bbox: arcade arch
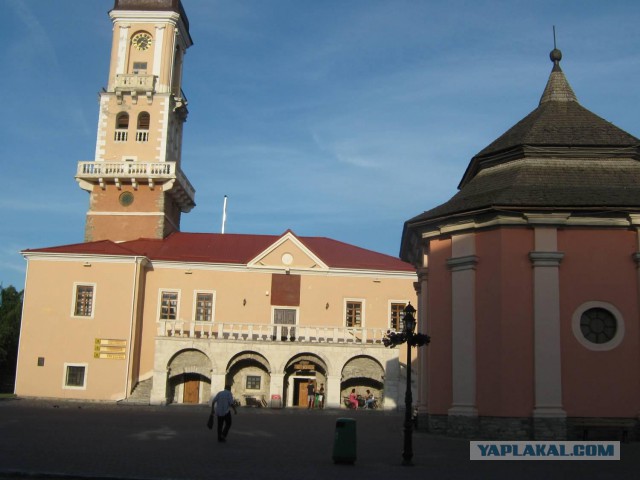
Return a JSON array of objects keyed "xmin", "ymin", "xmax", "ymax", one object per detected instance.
[
  {"xmin": 283, "ymin": 353, "xmax": 328, "ymax": 407},
  {"xmin": 166, "ymin": 348, "xmax": 212, "ymax": 404},
  {"xmin": 226, "ymin": 351, "xmax": 272, "ymax": 407},
  {"xmin": 341, "ymin": 355, "xmax": 385, "ymax": 407}
]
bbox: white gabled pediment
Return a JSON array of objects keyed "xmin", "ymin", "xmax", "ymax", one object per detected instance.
[{"xmin": 247, "ymin": 231, "xmax": 328, "ymax": 270}]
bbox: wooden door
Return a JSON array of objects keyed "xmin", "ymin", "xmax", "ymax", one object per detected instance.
[
  {"xmin": 298, "ymin": 380, "xmax": 309, "ymax": 407},
  {"xmin": 183, "ymin": 377, "xmax": 200, "ymax": 404}
]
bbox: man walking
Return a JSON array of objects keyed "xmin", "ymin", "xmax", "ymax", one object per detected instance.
[{"xmin": 211, "ymin": 385, "xmax": 238, "ymax": 442}]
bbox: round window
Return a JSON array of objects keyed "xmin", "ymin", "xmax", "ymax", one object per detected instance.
[
  {"xmin": 571, "ymin": 302, "xmax": 624, "ymax": 351},
  {"xmin": 119, "ymin": 191, "xmax": 134, "ymax": 207},
  {"xmin": 579, "ymin": 308, "xmax": 616, "ymax": 344}
]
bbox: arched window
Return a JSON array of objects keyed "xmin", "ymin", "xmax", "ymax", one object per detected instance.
[
  {"xmin": 136, "ymin": 112, "xmax": 150, "ymax": 142},
  {"xmin": 137, "ymin": 112, "xmax": 150, "ymax": 130},
  {"xmin": 116, "ymin": 113, "xmax": 129, "ymax": 129},
  {"xmin": 115, "ymin": 113, "xmax": 129, "ymax": 142}
]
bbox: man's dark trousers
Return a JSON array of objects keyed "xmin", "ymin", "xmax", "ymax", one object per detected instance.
[{"xmin": 217, "ymin": 412, "xmax": 232, "ymax": 441}]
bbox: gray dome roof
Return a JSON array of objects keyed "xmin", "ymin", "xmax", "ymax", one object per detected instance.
[{"xmin": 405, "ymin": 50, "xmax": 640, "ymax": 229}]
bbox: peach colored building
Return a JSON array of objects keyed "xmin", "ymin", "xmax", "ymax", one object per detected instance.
[
  {"xmin": 17, "ymin": 231, "xmax": 416, "ymax": 408},
  {"xmin": 15, "ymin": 1, "xmax": 418, "ymax": 409},
  {"xmin": 401, "ymin": 48, "xmax": 640, "ymax": 440}
]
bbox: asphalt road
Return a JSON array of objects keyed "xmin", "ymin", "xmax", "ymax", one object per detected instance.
[{"xmin": 1, "ymin": 398, "xmax": 639, "ymax": 480}]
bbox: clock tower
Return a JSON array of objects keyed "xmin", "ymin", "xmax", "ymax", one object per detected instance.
[{"xmin": 76, "ymin": 0, "xmax": 195, "ymax": 242}]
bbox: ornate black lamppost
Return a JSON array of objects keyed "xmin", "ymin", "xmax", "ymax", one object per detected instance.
[{"xmin": 383, "ymin": 302, "xmax": 430, "ymax": 466}]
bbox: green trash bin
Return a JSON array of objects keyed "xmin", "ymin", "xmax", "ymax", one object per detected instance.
[{"xmin": 332, "ymin": 418, "xmax": 356, "ymax": 464}]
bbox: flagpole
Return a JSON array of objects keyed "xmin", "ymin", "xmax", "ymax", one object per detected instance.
[{"xmin": 221, "ymin": 195, "xmax": 228, "ymax": 234}]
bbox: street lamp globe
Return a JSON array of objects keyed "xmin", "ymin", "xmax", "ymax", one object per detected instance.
[{"xmin": 403, "ymin": 303, "xmax": 416, "ymax": 333}]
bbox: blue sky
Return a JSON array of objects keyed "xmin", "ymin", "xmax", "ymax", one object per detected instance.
[{"xmin": 2, "ymin": 0, "xmax": 640, "ymax": 289}]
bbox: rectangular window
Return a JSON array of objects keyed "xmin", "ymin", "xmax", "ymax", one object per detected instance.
[
  {"xmin": 160, "ymin": 291, "xmax": 179, "ymax": 320},
  {"xmin": 246, "ymin": 375, "xmax": 261, "ymax": 390},
  {"xmin": 346, "ymin": 301, "xmax": 362, "ymax": 327},
  {"xmin": 273, "ymin": 308, "xmax": 297, "ymax": 340},
  {"xmin": 390, "ymin": 302, "xmax": 407, "ymax": 331},
  {"xmin": 132, "ymin": 62, "xmax": 147, "ymax": 74},
  {"xmin": 195, "ymin": 292, "xmax": 214, "ymax": 322},
  {"xmin": 63, "ymin": 363, "xmax": 87, "ymax": 390},
  {"xmin": 73, "ymin": 284, "xmax": 95, "ymax": 317}
]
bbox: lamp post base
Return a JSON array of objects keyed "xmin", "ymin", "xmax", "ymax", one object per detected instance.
[{"xmin": 402, "ymin": 421, "xmax": 414, "ymax": 465}]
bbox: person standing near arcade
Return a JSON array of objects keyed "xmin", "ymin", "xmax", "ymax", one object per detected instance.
[
  {"xmin": 211, "ymin": 385, "xmax": 238, "ymax": 442},
  {"xmin": 307, "ymin": 380, "xmax": 315, "ymax": 409}
]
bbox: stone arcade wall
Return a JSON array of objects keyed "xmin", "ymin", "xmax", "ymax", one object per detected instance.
[{"xmin": 150, "ymin": 337, "xmax": 401, "ymax": 409}]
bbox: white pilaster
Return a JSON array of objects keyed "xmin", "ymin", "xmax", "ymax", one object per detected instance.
[
  {"xmin": 447, "ymin": 233, "xmax": 478, "ymax": 417},
  {"xmin": 530, "ymin": 227, "xmax": 566, "ymax": 418},
  {"xmin": 416, "ymin": 265, "xmax": 429, "ymax": 415},
  {"xmin": 326, "ymin": 374, "xmax": 342, "ymax": 409},
  {"xmin": 149, "ymin": 368, "xmax": 168, "ymax": 405},
  {"xmin": 116, "ymin": 24, "xmax": 130, "ymax": 77},
  {"xmin": 153, "ymin": 24, "xmax": 166, "ymax": 90},
  {"xmin": 269, "ymin": 372, "xmax": 285, "ymax": 407},
  {"xmin": 210, "ymin": 373, "xmax": 226, "ymax": 400}
]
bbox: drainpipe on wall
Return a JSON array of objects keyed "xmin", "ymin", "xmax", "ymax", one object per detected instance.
[{"xmin": 123, "ymin": 256, "xmax": 144, "ymax": 400}]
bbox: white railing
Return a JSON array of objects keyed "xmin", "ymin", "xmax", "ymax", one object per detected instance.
[
  {"xmin": 114, "ymin": 74, "xmax": 156, "ymax": 92},
  {"xmin": 77, "ymin": 161, "xmax": 174, "ymax": 177},
  {"xmin": 114, "ymin": 129, "xmax": 128, "ymax": 142},
  {"xmin": 157, "ymin": 321, "xmax": 391, "ymax": 345},
  {"xmin": 76, "ymin": 161, "xmax": 196, "ymax": 205},
  {"xmin": 136, "ymin": 130, "xmax": 149, "ymax": 142}
]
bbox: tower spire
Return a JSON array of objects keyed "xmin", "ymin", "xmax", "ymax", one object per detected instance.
[
  {"xmin": 550, "ymin": 25, "xmax": 563, "ymax": 71},
  {"xmin": 539, "ymin": 27, "xmax": 577, "ymax": 105}
]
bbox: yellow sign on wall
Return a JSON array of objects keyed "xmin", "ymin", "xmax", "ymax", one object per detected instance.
[{"xmin": 94, "ymin": 338, "xmax": 126, "ymax": 359}]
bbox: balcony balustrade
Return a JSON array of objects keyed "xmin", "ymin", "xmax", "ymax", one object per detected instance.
[
  {"xmin": 114, "ymin": 74, "xmax": 156, "ymax": 93},
  {"xmin": 78, "ymin": 161, "xmax": 173, "ymax": 178},
  {"xmin": 136, "ymin": 130, "xmax": 149, "ymax": 142},
  {"xmin": 114, "ymin": 74, "xmax": 156, "ymax": 104},
  {"xmin": 114, "ymin": 129, "xmax": 128, "ymax": 142},
  {"xmin": 76, "ymin": 161, "xmax": 196, "ymax": 210},
  {"xmin": 157, "ymin": 321, "xmax": 391, "ymax": 345}
]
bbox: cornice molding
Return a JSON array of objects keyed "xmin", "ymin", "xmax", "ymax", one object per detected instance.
[
  {"xmin": 22, "ymin": 250, "xmax": 415, "ymax": 279},
  {"xmin": 447, "ymin": 255, "xmax": 479, "ymax": 272},
  {"xmin": 22, "ymin": 252, "xmax": 148, "ymax": 265},
  {"xmin": 420, "ymin": 211, "xmax": 637, "ymax": 240},
  {"xmin": 529, "ymin": 251, "xmax": 564, "ymax": 267},
  {"xmin": 152, "ymin": 260, "xmax": 417, "ymax": 279},
  {"xmin": 417, "ymin": 267, "xmax": 429, "ymax": 282},
  {"xmin": 110, "ymin": 11, "xmax": 192, "ymax": 49}
]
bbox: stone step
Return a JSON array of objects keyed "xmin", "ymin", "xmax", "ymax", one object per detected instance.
[{"xmin": 119, "ymin": 378, "xmax": 152, "ymax": 405}]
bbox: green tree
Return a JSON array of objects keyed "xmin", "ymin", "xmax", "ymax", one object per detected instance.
[{"xmin": 0, "ymin": 285, "xmax": 23, "ymax": 392}]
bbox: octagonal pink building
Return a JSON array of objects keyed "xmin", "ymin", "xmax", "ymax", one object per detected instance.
[{"xmin": 401, "ymin": 48, "xmax": 640, "ymax": 440}]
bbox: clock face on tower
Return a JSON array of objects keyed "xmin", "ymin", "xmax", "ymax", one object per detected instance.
[{"xmin": 132, "ymin": 33, "xmax": 152, "ymax": 51}]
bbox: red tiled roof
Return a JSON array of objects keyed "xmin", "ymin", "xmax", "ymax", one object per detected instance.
[
  {"xmin": 121, "ymin": 233, "xmax": 275, "ymax": 264},
  {"xmin": 300, "ymin": 235, "xmax": 413, "ymax": 271},
  {"xmin": 24, "ymin": 232, "xmax": 414, "ymax": 272},
  {"xmin": 22, "ymin": 240, "xmax": 139, "ymax": 256}
]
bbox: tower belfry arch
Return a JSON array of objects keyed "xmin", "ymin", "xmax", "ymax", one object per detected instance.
[{"xmin": 75, "ymin": 0, "xmax": 195, "ymax": 243}]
